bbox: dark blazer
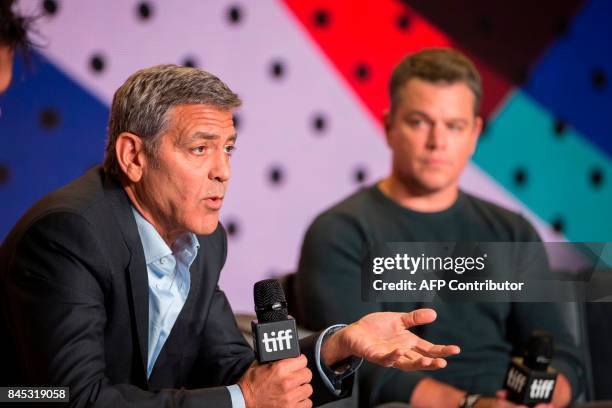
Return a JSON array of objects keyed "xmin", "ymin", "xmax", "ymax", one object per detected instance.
[{"xmin": 0, "ymin": 167, "xmax": 349, "ymax": 407}]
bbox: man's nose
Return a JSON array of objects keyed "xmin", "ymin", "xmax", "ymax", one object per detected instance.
[
  {"xmin": 210, "ymin": 149, "xmax": 231, "ymax": 183},
  {"xmin": 427, "ymin": 122, "xmax": 447, "ymax": 150}
]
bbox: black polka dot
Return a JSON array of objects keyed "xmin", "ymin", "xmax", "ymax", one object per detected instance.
[
  {"xmin": 227, "ymin": 5, "xmax": 242, "ymax": 25},
  {"xmin": 313, "ymin": 9, "xmax": 329, "ymax": 27},
  {"xmin": 0, "ymin": 164, "xmax": 9, "ymax": 185},
  {"xmin": 354, "ymin": 63, "xmax": 370, "ymax": 81},
  {"xmin": 232, "ymin": 113, "xmax": 241, "ymax": 130},
  {"xmin": 182, "ymin": 57, "xmax": 198, "ymax": 68},
  {"xmin": 226, "ymin": 220, "xmax": 240, "ymax": 237},
  {"xmin": 474, "ymin": 15, "xmax": 493, "ymax": 35},
  {"xmin": 551, "ymin": 216, "xmax": 565, "ymax": 234},
  {"xmin": 591, "ymin": 69, "xmax": 607, "ymax": 90},
  {"xmin": 513, "ymin": 167, "xmax": 527, "ymax": 186},
  {"xmin": 137, "ymin": 1, "xmax": 153, "ymax": 21},
  {"xmin": 590, "ymin": 167, "xmax": 604, "ymax": 188},
  {"xmin": 39, "ymin": 107, "xmax": 60, "ymax": 130},
  {"xmin": 554, "ymin": 118, "xmax": 567, "ymax": 137},
  {"xmin": 42, "ymin": 0, "xmax": 58, "ymax": 15},
  {"xmin": 312, "ymin": 114, "xmax": 327, "ymax": 134},
  {"xmin": 268, "ymin": 166, "xmax": 284, "ymax": 185},
  {"xmin": 89, "ymin": 54, "xmax": 106, "ymax": 74},
  {"xmin": 354, "ymin": 166, "xmax": 368, "ymax": 184},
  {"xmin": 270, "ymin": 60, "xmax": 285, "ymax": 79},
  {"xmin": 396, "ymin": 14, "xmax": 410, "ymax": 31}
]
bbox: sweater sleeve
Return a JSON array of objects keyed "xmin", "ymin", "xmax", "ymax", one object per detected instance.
[{"xmin": 295, "ymin": 211, "xmax": 428, "ymax": 405}]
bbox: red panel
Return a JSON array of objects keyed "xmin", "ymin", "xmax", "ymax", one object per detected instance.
[{"xmin": 283, "ymin": 0, "xmax": 512, "ymax": 122}]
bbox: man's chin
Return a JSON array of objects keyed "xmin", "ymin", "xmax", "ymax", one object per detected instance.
[
  {"xmin": 414, "ymin": 176, "xmax": 455, "ymax": 195},
  {"xmin": 189, "ymin": 218, "xmax": 219, "ymax": 236}
]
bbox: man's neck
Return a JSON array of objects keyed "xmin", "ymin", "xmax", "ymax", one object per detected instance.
[
  {"xmin": 378, "ymin": 175, "xmax": 459, "ymax": 213},
  {"xmin": 123, "ymin": 183, "xmax": 182, "ymax": 246}
]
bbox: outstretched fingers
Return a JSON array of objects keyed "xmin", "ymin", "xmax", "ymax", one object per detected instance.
[
  {"xmin": 370, "ymin": 347, "xmax": 450, "ymax": 371},
  {"xmin": 413, "ymin": 339, "xmax": 461, "ymax": 358}
]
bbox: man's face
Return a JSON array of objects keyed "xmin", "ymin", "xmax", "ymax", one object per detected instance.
[
  {"xmin": 385, "ymin": 78, "xmax": 482, "ymax": 194},
  {"xmin": 0, "ymin": 45, "xmax": 14, "ymax": 93},
  {"xmin": 136, "ymin": 104, "xmax": 236, "ymax": 237}
]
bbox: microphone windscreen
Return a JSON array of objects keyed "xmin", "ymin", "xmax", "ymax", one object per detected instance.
[
  {"xmin": 254, "ymin": 279, "xmax": 288, "ymax": 322},
  {"xmin": 524, "ymin": 330, "xmax": 553, "ymax": 370}
]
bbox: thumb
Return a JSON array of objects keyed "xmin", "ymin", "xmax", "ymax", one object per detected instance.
[{"xmin": 401, "ymin": 308, "xmax": 437, "ymax": 328}]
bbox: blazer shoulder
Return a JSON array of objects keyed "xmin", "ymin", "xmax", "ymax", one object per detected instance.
[
  {"xmin": 2, "ymin": 168, "xmax": 114, "ymax": 262},
  {"xmin": 13, "ymin": 167, "xmax": 106, "ymax": 227}
]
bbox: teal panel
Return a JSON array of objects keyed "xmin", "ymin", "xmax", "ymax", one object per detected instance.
[{"xmin": 473, "ymin": 90, "xmax": 612, "ymax": 242}]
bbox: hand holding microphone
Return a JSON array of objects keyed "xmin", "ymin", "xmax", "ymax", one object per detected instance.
[
  {"xmin": 238, "ymin": 279, "xmax": 312, "ymax": 408},
  {"xmin": 237, "ymin": 355, "xmax": 313, "ymax": 408},
  {"xmin": 502, "ymin": 331, "xmax": 559, "ymax": 407}
]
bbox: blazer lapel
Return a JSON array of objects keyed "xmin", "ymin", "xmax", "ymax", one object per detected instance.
[{"xmin": 102, "ymin": 170, "xmax": 149, "ymax": 379}]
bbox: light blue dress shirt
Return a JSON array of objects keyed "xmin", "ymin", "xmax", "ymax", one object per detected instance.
[
  {"xmin": 131, "ymin": 208, "xmax": 361, "ymax": 407},
  {"xmin": 131, "ymin": 207, "xmax": 198, "ymax": 378}
]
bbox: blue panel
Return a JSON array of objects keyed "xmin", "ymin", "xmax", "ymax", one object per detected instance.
[
  {"xmin": 524, "ymin": 0, "xmax": 612, "ymax": 157},
  {"xmin": 0, "ymin": 52, "xmax": 109, "ymax": 240}
]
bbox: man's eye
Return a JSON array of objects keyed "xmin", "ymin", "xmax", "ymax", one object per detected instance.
[
  {"xmin": 224, "ymin": 145, "xmax": 236, "ymax": 156},
  {"xmin": 448, "ymin": 123, "xmax": 465, "ymax": 132},
  {"xmin": 407, "ymin": 119, "xmax": 428, "ymax": 129},
  {"xmin": 191, "ymin": 146, "xmax": 206, "ymax": 155}
]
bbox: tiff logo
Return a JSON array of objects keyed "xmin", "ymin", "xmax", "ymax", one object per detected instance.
[
  {"xmin": 529, "ymin": 379, "xmax": 555, "ymax": 400},
  {"xmin": 506, "ymin": 367, "xmax": 527, "ymax": 393},
  {"xmin": 262, "ymin": 329, "xmax": 293, "ymax": 352}
]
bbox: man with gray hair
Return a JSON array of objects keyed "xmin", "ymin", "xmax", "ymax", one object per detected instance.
[{"xmin": 0, "ymin": 64, "xmax": 459, "ymax": 407}]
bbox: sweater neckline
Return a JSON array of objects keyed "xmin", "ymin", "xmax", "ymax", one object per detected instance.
[{"xmin": 369, "ymin": 182, "xmax": 466, "ymax": 220}]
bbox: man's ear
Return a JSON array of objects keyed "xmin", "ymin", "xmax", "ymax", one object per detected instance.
[
  {"xmin": 469, "ymin": 115, "xmax": 484, "ymax": 155},
  {"xmin": 383, "ymin": 109, "xmax": 393, "ymax": 147},
  {"xmin": 115, "ymin": 132, "xmax": 146, "ymax": 182}
]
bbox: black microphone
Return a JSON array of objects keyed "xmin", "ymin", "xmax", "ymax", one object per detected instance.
[
  {"xmin": 504, "ymin": 331, "xmax": 558, "ymax": 406},
  {"xmin": 251, "ymin": 279, "xmax": 301, "ymax": 363}
]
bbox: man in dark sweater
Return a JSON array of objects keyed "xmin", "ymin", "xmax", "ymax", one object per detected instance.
[{"xmin": 295, "ymin": 48, "xmax": 583, "ymax": 408}]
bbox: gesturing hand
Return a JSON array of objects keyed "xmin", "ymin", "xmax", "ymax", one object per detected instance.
[{"xmin": 322, "ymin": 308, "xmax": 460, "ymax": 371}]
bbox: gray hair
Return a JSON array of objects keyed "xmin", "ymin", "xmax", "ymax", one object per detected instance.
[{"xmin": 103, "ymin": 64, "xmax": 241, "ymax": 178}]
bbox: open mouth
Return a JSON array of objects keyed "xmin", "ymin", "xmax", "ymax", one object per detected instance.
[{"xmin": 203, "ymin": 196, "xmax": 224, "ymax": 210}]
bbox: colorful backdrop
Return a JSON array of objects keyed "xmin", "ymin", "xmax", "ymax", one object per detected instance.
[{"xmin": 1, "ymin": 0, "xmax": 610, "ymax": 312}]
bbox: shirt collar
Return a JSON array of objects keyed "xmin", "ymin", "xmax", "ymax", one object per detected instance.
[{"xmin": 130, "ymin": 206, "xmax": 199, "ymax": 265}]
